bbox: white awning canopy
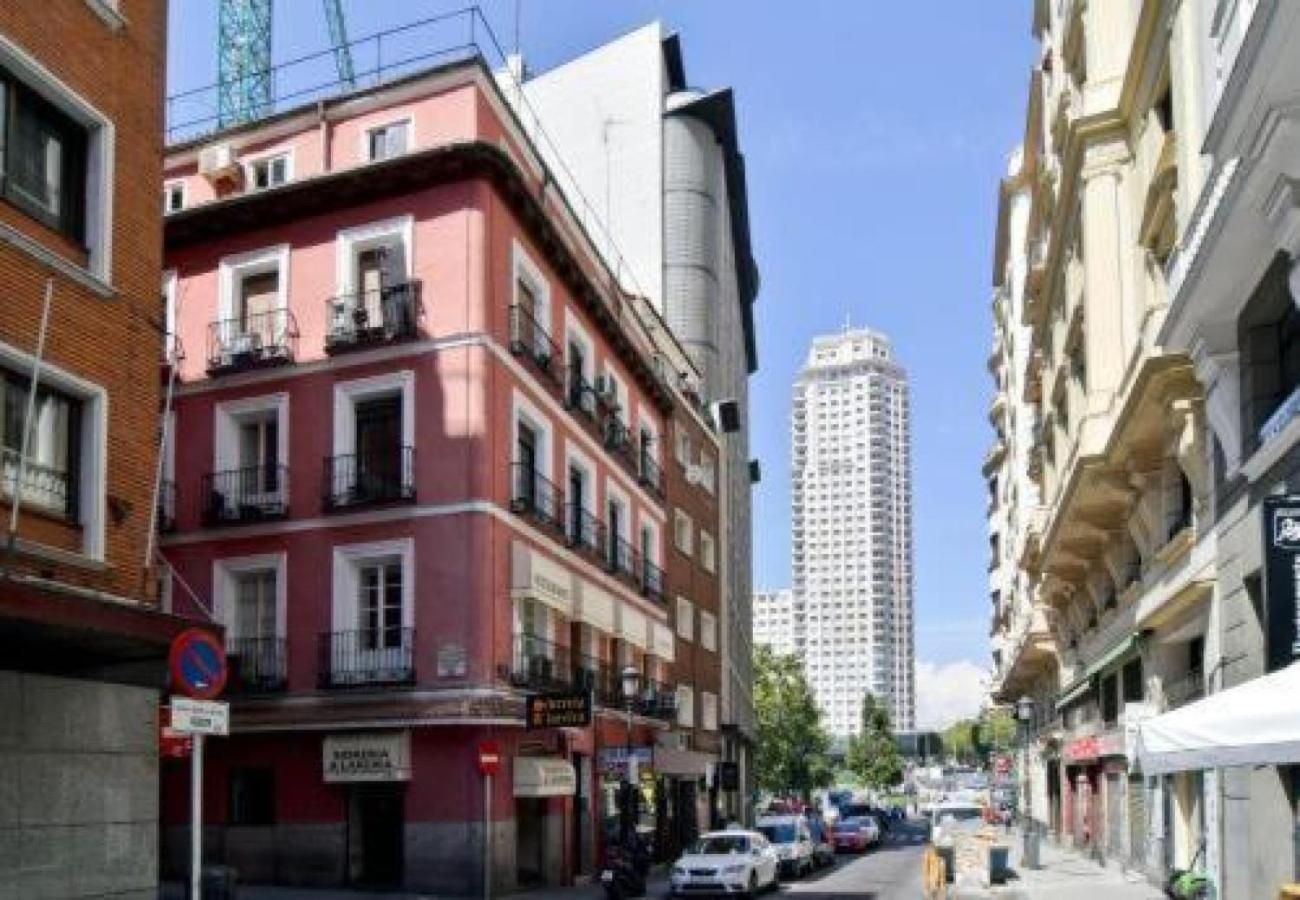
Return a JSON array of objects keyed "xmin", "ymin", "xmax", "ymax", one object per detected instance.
[
  {"xmin": 513, "ymin": 756, "xmax": 576, "ymax": 797},
  {"xmin": 1136, "ymin": 662, "xmax": 1300, "ymax": 775}
]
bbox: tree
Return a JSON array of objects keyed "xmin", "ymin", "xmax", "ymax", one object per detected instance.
[
  {"xmin": 941, "ymin": 718, "xmax": 978, "ymax": 765},
  {"xmin": 981, "ymin": 707, "xmax": 1017, "ymax": 753},
  {"xmin": 845, "ymin": 693, "xmax": 904, "ymax": 790},
  {"xmin": 753, "ymin": 645, "xmax": 834, "ymax": 800}
]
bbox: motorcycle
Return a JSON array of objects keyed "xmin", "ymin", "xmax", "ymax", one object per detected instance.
[{"xmin": 599, "ymin": 838, "xmax": 648, "ymax": 900}]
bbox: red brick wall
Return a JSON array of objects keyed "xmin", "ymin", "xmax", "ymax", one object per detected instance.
[{"xmin": 0, "ymin": 0, "xmax": 166, "ymax": 602}]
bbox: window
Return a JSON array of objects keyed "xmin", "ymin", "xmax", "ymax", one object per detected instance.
[
  {"xmin": 675, "ymin": 431, "xmax": 691, "ymax": 467},
  {"xmin": 673, "ymin": 509, "xmax": 693, "ymax": 555},
  {"xmin": 676, "ymin": 596, "xmax": 694, "ymax": 641},
  {"xmin": 0, "ymin": 72, "xmax": 88, "ymax": 240},
  {"xmin": 676, "ymin": 684, "xmax": 694, "ymax": 728},
  {"xmin": 700, "ymin": 530, "xmax": 716, "ymax": 573},
  {"xmin": 1101, "ymin": 672, "xmax": 1119, "ymax": 725},
  {"xmin": 247, "ymin": 153, "xmax": 288, "ymax": 190},
  {"xmin": 701, "ymin": 692, "xmax": 718, "ymax": 731},
  {"xmin": 1122, "ymin": 657, "xmax": 1144, "ymax": 704},
  {"xmin": 0, "ymin": 368, "xmax": 81, "ymax": 518},
  {"xmin": 367, "ymin": 121, "xmax": 410, "ymax": 162},
  {"xmin": 700, "ymin": 611, "xmax": 717, "ymax": 652},
  {"xmin": 233, "ymin": 569, "xmax": 276, "ymax": 640},
  {"xmin": 1240, "ymin": 255, "xmax": 1300, "ymax": 452},
  {"xmin": 228, "ymin": 768, "xmax": 275, "ymax": 825},
  {"xmin": 359, "ymin": 559, "xmax": 403, "ymax": 650},
  {"xmin": 163, "ymin": 180, "xmax": 184, "ymax": 214}
]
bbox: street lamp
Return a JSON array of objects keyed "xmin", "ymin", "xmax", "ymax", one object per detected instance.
[
  {"xmin": 621, "ymin": 665, "xmax": 641, "ymax": 843},
  {"xmin": 1016, "ymin": 695, "xmax": 1040, "ymax": 869}
]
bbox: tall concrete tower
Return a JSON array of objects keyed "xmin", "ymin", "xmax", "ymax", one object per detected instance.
[{"xmin": 791, "ymin": 328, "xmax": 914, "ymax": 735}]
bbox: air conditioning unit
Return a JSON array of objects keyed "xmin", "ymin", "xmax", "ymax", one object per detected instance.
[{"xmin": 198, "ymin": 143, "xmax": 242, "ymax": 187}]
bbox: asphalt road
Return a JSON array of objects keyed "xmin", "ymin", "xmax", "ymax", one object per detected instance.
[{"xmin": 773, "ymin": 820, "xmax": 928, "ymax": 900}]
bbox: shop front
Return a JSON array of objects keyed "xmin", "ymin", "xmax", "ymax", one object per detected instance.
[
  {"xmin": 653, "ymin": 744, "xmax": 716, "ymax": 861},
  {"xmin": 513, "ymin": 755, "xmax": 577, "ymax": 888},
  {"xmin": 323, "ymin": 730, "xmax": 413, "ymax": 888}
]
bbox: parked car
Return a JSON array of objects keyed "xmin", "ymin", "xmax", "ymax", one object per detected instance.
[
  {"xmin": 670, "ymin": 830, "xmax": 780, "ymax": 897},
  {"xmin": 831, "ymin": 816, "xmax": 879, "ymax": 852},
  {"xmin": 755, "ymin": 814, "xmax": 815, "ymax": 878}
]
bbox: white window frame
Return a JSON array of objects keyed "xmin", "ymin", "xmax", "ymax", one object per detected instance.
[
  {"xmin": 564, "ymin": 311, "xmax": 596, "ymax": 388},
  {"xmin": 700, "ymin": 610, "xmax": 718, "ymax": 652},
  {"xmin": 163, "ymin": 179, "xmax": 185, "ymax": 214},
  {"xmin": 676, "ymin": 684, "xmax": 695, "ymax": 729},
  {"xmin": 565, "ymin": 444, "xmax": 597, "ymax": 516},
  {"xmin": 513, "ymin": 239, "xmax": 553, "ymax": 354},
  {"xmin": 605, "ymin": 479, "xmax": 632, "ymax": 547},
  {"xmin": 332, "ymin": 370, "xmax": 416, "ymax": 457},
  {"xmin": 213, "ymin": 552, "xmax": 288, "ymax": 642},
  {"xmin": 243, "ymin": 148, "xmax": 294, "ymax": 191},
  {"xmin": 638, "ymin": 415, "xmax": 660, "ymax": 468},
  {"xmin": 600, "ymin": 362, "xmax": 628, "ymax": 422},
  {"xmin": 213, "ymin": 392, "xmax": 289, "ymax": 472},
  {"xmin": 0, "ymin": 32, "xmax": 115, "ymax": 286},
  {"xmin": 0, "ymin": 339, "xmax": 107, "ymax": 559},
  {"xmin": 700, "ymin": 529, "xmax": 716, "ymax": 574},
  {"xmin": 330, "ymin": 537, "xmax": 415, "ymax": 635},
  {"xmin": 217, "ymin": 244, "xmax": 290, "ymax": 323},
  {"xmin": 675, "ymin": 596, "xmax": 694, "ymax": 642},
  {"xmin": 512, "ymin": 389, "xmax": 554, "ymax": 482},
  {"xmin": 362, "ymin": 115, "xmax": 415, "ymax": 163},
  {"xmin": 334, "ymin": 214, "xmax": 414, "ymax": 295},
  {"xmin": 673, "ymin": 509, "xmax": 694, "ymax": 555},
  {"xmin": 701, "ymin": 691, "xmax": 718, "ymax": 731}
]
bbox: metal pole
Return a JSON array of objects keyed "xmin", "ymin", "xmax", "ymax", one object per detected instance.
[
  {"xmin": 483, "ymin": 772, "xmax": 492, "ymax": 900},
  {"xmin": 8, "ymin": 279, "xmax": 54, "ymax": 540},
  {"xmin": 191, "ymin": 732, "xmax": 204, "ymax": 900}
]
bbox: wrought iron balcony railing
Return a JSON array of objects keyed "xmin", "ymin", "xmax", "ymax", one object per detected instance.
[
  {"xmin": 324, "ymin": 281, "xmax": 422, "ymax": 353},
  {"xmin": 510, "ymin": 462, "xmax": 565, "ymax": 532},
  {"xmin": 226, "ymin": 636, "xmax": 287, "ymax": 694},
  {"xmin": 201, "ymin": 465, "xmax": 288, "ymax": 525},
  {"xmin": 509, "ymin": 304, "xmax": 562, "ymax": 387},
  {"xmin": 323, "ymin": 447, "xmax": 416, "ymax": 510},
  {"xmin": 642, "ymin": 559, "xmax": 665, "ymax": 603},
  {"xmin": 207, "ymin": 309, "xmax": 299, "ymax": 375},
  {"xmin": 638, "ymin": 447, "xmax": 663, "ymax": 496},
  {"xmin": 504, "ymin": 634, "xmax": 575, "ymax": 693},
  {"xmin": 608, "ymin": 534, "xmax": 643, "ymax": 587},
  {"xmin": 318, "ymin": 628, "xmax": 415, "ymax": 688},
  {"xmin": 566, "ymin": 503, "xmax": 607, "ymax": 559}
]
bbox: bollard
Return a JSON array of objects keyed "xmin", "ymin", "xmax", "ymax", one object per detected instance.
[{"xmin": 1022, "ymin": 821, "xmax": 1041, "ymax": 870}]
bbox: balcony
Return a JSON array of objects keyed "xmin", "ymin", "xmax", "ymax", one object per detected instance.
[
  {"xmin": 207, "ymin": 310, "xmax": 299, "ymax": 375},
  {"xmin": 1, "ymin": 447, "xmax": 78, "ymax": 521},
  {"xmin": 503, "ymin": 634, "xmax": 575, "ymax": 693},
  {"xmin": 509, "ymin": 304, "xmax": 562, "ymax": 389},
  {"xmin": 643, "ymin": 559, "xmax": 665, "ymax": 603},
  {"xmin": 573, "ymin": 655, "xmax": 623, "ymax": 707},
  {"xmin": 638, "ymin": 446, "xmax": 664, "ymax": 497},
  {"xmin": 323, "ymin": 447, "xmax": 416, "ymax": 510},
  {"xmin": 608, "ymin": 534, "xmax": 643, "ymax": 588},
  {"xmin": 1164, "ymin": 668, "xmax": 1204, "ymax": 711},
  {"xmin": 226, "ymin": 636, "xmax": 287, "ymax": 694},
  {"xmin": 603, "ymin": 417, "xmax": 638, "ymax": 474},
  {"xmin": 157, "ymin": 478, "xmax": 176, "ymax": 532},
  {"xmin": 509, "ymin": 463, "xmax": 565, "ymax": 533},
  {"xmin": 201, "ymin": 465, "xmax": 288, "ymax": 525},
  {"xmin": 566, "ymin": 503, "xmax": 608, "ymax": 560},
  {"xmin": 633, "ymin": 679, "xmax": 679, "ymax": 722},
  {"xmin": 565, "ymin": 370, "xmax": 599, "ymax": 423},
  {"xmin": 324, "ymin": 281, "xmax": 422, "ymax": 353},
  {"xmin": 318, "ymin": 628, "xmax": 415, "ymax": 688}
]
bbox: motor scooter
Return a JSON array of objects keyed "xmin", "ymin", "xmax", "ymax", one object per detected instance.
[{"xmin": 599, "ymin": 838, "xmax": 647, "ymax": 900}]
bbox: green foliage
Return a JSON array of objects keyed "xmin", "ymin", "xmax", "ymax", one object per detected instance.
[
  {"xmin": 844, "ymin": 692, "xmax": 904, "ymax": 790},
  {"xmin": 941, "ymin": 707, "xmax": 1018, "ymax": 764},
  {"xmin": 753, "ymin": 645, "xmax": 834, "ymax": 799}
]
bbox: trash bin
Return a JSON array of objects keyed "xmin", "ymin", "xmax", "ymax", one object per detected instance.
[
  {"xmin": 989, "ymin": 844, "xmax": 1010, "ymax": 884},
  {"xmin": 188, "ymin": 865, "xmax": 238, "ymax": 900}
]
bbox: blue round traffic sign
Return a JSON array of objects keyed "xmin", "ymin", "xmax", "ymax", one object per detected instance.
[{"xmin": 169, "ymin": 628, "xmax": 228, "ymax": 699}]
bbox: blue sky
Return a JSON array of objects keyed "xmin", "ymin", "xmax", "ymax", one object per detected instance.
[{"xmin": 167, "ymin": 1, "xmax": 1036, "ymax": 712}]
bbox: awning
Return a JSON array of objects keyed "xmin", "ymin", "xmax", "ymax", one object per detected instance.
[
  {"xmin": 575, "ymin": 580, "xmax": 616, "ymax": 632},
  {"xmin": 513, "ymin": 756, "xmax": 576, "ymax": 797},
  {"xmin": 1055, "ymin": 677, "xmax": 1094, "ymax": 712},
  {"xmin": 620, "ymin": 605, "xmax": 649, "ymax": 650},
  {"xmin": 1136, "ymin": 662, "xmax": 1300, "ymax": 775},
  {"xmin": 652, "ymin": 622, "xmax": 675, "ymax": 662},
  {"xmin": 1056, "ymin": 635, "xmax": 1137, "ymax": 711},
  {"xmin": 510, "ymin": 542, "xmax": 574, "ymax": 616}
]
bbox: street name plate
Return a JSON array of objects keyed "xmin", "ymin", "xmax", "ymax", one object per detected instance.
[{"xmin": 169, "ymin": 697, "xmax": 229, "ymax": 736}]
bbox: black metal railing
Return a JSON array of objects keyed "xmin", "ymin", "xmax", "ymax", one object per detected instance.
[
  {"xmin": 206, "ymin": 309, "xmax": 299, "ymax": 374},
  {"xmin": 509, "ymin": 304, "xmax": 562, "ymax": 386},
  {"xmin": 226, "ymin": 636, "xmax": 287, "ymax": 694},
  {"xmin": 565, "ymin": 370, "xmax": 598, "ymax": 420},
  {"xmin": 510, "ymin": 463, "xmax": 565, "ymax": 530},
  {"xmin": 643, "ymin": 559, "xmax": 665, "ymax": 602},
  {"xmin": 323, "ymin": 447, "xmax": 416, "ymax": 509},
  {"xmin": 634, "ymin": 679, "xmax": 679, "ymax": 722},
  {"xmin": 325, "ymin": 281, "xmax": 422, "ymax": 352},
  {"xmin": 504, "ymin": 634, "xmax": 575, "ymax": 692},
  {"xmin": 158, "ymin": 479, "xmax": 177, "ymax": 532},
  {"xmin": 318, "ymin": 628, "xmax": 415, "ymax": 688},
  {"xmin": 573, "ymin": 655, "xmax": 623, "ymax": 707},
  {"xmin": 1164, "ymin": 669, "xmax": 1204, "ymax": 710},
  {"xmin": 201, "ymin": 465, "xmax": 288, "ymax": 525},
  {"xmin": 1, "ymin": 447, "xmax": 78, "ymax": 520},
  {"xmin": 567, "ymin": 503, "xmax": 608, "ymax": 558},
  {"xmin": 608, "ymin": 534, "xmax": 643, "ymax": 586},
  {"xmin": 639, "ymin": 447, "xmax": 663, "ymax": 496}
]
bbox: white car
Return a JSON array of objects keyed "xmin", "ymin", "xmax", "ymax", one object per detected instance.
[
  {"xmin": 670, "ymin": 830, "xmax": 780, "ymax": 897},
  {"xmin": 755, "ymin": 814, "xmax": 815, "ymax": 877}
]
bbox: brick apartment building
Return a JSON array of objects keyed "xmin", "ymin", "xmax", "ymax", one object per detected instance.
[
  {"xmin": 155, "ymin": 41, "xmax": 726, "ymax": 893},
  {"xmin": 0, "ymin": 2, "xmax": 199, "ymax": 898}
]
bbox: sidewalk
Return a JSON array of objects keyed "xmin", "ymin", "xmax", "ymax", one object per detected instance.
[{"xmin": 950, "ymin": 829, "xmax": 1165, "ymax": 899}]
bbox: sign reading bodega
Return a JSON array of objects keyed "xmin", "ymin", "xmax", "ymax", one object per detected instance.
[
  {"xmin": 1263, "ymin": 497, "xmax": 1300, "ymax": 670},
  {"xmin": 323, "ymin": 731, "xmax": 412, "ymax": 782}
]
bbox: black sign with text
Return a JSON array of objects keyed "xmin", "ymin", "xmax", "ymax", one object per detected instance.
[
  {"xmin": 1262, "ymin": 495, "xmax": 1300, "ymax": 671},
  {"xmin": 526, "ymin": 691, "xmax": 593, "ymax": 730}
]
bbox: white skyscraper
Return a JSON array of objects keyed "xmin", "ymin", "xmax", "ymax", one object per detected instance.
[
  {"xmin": 753, "ymin": 588, "xmax": 798, "ymax": 656},
  {"xmin": 791, "ymin": 328, "xmax": 914, "ymax": 735}
]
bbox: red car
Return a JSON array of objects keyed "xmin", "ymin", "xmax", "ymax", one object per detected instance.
[{"xmin": 832, "ymin": 817, "xmax": 878, "ymax": 852}]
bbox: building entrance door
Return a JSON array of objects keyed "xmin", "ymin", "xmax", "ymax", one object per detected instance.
[{"xmin": 348, "ymin": 785, "xmax": 404, "ymax": 887}]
